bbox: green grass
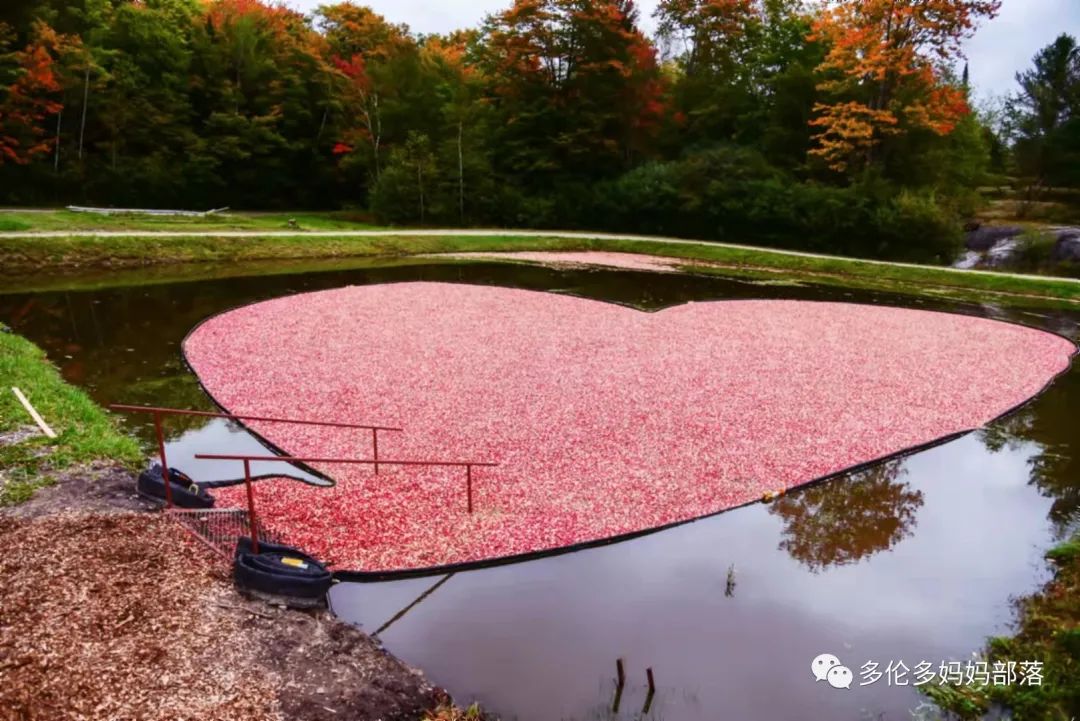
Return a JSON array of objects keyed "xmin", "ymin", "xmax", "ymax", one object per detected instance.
[
  {"xmin": 0, "ymin": 209, "xmax": 382, "ymax": 233},
  {"xmin": 596, "ymin": 237, "xmax": 1080, "ymax": 302},
  {"xmin": 924, "ymin": 535, "xmax": 1080, "ymax": 720},
  {"xmin": 4, "ymin": 231, "xmax": 1077, "ymax": 308},
  {"xmin": 0, "ymin": 217, "xmax": 31, "ymax": 232},
  {"xmin": 1047, "ymin": 539, "xmax": 1080, "ymax": 565},
  {"xmin": 0, "ymin": 328, "xmax": 142, "ymax": 506}
]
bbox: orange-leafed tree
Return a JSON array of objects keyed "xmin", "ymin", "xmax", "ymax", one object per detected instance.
[
  {"xmin": 319, "ymin": 3, "xmax": 417, "ymax": 180},
  {"xmin": 808, "ymin": 0, "xmax": 999, "ymax": 174},
  {"xmin": 0, "ymin": 20, "xmax": 65, "ymax": 165}
]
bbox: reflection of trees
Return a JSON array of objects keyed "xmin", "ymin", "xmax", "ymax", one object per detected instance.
[
  {"xmin": 979, "ymin": 384, "xmax": 1080, "ymax": 538},
  {"xmin": 769, "ymin": 460, "xmax": 923, "ymax": 572}
]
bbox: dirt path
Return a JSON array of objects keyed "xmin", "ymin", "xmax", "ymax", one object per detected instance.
[
  {"xmin": 0, "ymin": 227, "xmax": 1076, "ymax": 284},
  {"xmin": 0, "ymin": 471, "xmax": 440, "ymax": 721}
]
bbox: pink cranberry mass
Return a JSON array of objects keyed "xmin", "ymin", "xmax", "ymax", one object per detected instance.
[{"xmin": 183, "ymin": 282, "xmax": 1076, "ymax": 573}]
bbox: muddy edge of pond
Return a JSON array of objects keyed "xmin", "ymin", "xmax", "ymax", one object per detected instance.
[{"xmin": 0, "ymin": 463, "xmax": 450, "ymax": 721}]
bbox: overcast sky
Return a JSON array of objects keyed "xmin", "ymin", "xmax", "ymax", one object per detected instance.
[{"xmin": 283, "ymin": 0, "xmax": 1080, "ymax": 99}]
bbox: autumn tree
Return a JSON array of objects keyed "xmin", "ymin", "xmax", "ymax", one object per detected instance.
[
  {"xmin": 808, "ymin": 0, "xmax": 1000, "ymax": 175},
  {"xmin": 477, "ymin": 0, "xmax": 665, "ymax": 190},
  {"xmin": 656, "ymin": 0, "xmax": 821, "ymax": 161},
  {"xmin": 421, "ymin": 31, "xmax": 493, "ymax": 223},
  {"xmin": 0, "ymin": 21, "xmax": 65, "ymax": 165},
  {"xmin": 656, "ymin": 0, "xmax": 761, "ymax": 142},
  {"xmin": 319, "ymin": 3, "xmax": 425, "ymax": 183},
  {"xmin": 0, "ymin": 0, "xmax": 1022, "ymax": 260},
  {"xmin": 187, "ymin": 0, "xmax": 340, "ymax": 207},
  {"xmin": 84, "ymin": 1, "xmax": 197, "ymax": 187}
]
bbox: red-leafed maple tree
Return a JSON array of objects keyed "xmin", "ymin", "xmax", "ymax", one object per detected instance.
[
  {"xmin": 0, "ymin": 21, "xmax": 64, "ymax": 165},
  {"xmin": 320, "ymin": 3, "xmax": 416, "ymax": 179},
  {"xmin": 809, "ymin": 0, "xmax": 1000, "ymax": 174}
]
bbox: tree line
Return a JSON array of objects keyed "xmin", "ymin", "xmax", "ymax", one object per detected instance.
[{"xmin": 0, "ymin": 0, "xmax": 1077, "ymax": 261}]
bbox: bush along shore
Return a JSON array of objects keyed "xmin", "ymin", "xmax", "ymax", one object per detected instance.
[
  {"xmin": 923, "ymin": 536, "xmax": 1080, "ymax": 719},
  {"xmin": 0, "ymin": 329, "xmax": 478, "ymax": 721}
]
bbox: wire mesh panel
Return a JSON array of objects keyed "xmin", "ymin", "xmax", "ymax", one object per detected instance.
[{"xmin": 167, "ymin": 507, "xmax": 282, "ymax": 559}]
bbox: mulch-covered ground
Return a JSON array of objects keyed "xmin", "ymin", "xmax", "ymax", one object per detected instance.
[
  {"xmin": 0, "ymin": 503, "xmax": 437, "ymax": 721},
  {"xmin": 183, "ymin": 282, "xmax": 1077, "ymax": 573}
]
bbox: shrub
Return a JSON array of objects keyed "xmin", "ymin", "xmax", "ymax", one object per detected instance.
[
  {"xmin": 594, "ymin": 148, "xmax": 961, "ymax": 262},
  {"xmin": 370, "ymin": 142, "xmax": 964, "ymax": 263}
]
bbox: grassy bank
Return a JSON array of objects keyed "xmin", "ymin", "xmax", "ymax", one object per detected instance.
[
  {"xmin": 0, "ymin": 208, "xmax": 381, "ymax": 233},
  {"xmin": 2, "ymin": 231, "xmax": 1079, "ymax": 308},
  {"xmin": 925, "ymin": 536, "xmax": 1080, "ymax": 719},
  {"xmin": 0, "ymin": 329, "xmax": 141, "ymax": 505}
]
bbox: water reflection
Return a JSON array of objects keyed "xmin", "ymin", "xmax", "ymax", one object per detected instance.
[
  {"xmin": 165, "ymin": 418, "xmax": 329, "ymax": 486},
  {"xmin": 329, "ymin": 434, "xmax": 1062, "ymax": 721},
  {"xmin": 979, "ymin": 369, "xmax": 1080, "ymax": 538},
  {"xmin": 769, "ymin": 461, "xmax": 923, "ymax": 572}
]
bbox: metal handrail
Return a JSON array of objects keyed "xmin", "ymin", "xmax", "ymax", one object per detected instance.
[
  {"xmin": 195, "ymin": 453, "xmax": 498, "ymax": 553},
  {"xmin": 195, "ymin": 453, "xmax": 497, "ymax": 468},
  {"xmin": 110, "ymin": 403, "xmax": 403, "ymax": 506},
  {"xmin": 109, "ymin": 404, "xmax": 401, "ymax": 432}
]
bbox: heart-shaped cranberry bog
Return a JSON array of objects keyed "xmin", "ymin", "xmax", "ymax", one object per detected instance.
[{"xmin": 183, "ymin": 282, "xmax": 1076, "ymax": 575}]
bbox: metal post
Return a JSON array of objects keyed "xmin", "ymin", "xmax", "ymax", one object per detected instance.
[
  {"xmin": 153, "ymin": 411, "xmax": 173, "ymax": 508},
  {"xmin": 243, "ymin": 460, "xmax": 259, "ymax": 555},
  {"xmin": 643, "ymin": 667, "xmax": 656, "ymax": 714},
  {"xmin": 372, "ymin": 427, "xmax": 379, "ymax": 475},
  {"xmin": 466, "ymin": 465, "xmax": 473, "ymax": 514},
  {"xmin": 613, "ymin": 658, "xmax": 626, "ymax": 714}
]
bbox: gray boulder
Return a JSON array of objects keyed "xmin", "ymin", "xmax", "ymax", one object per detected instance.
[
  {"xmin": 1051, "ymin": 227, "xmax": 1080, "ymax": 262},
  {"xmin": 965, "ymin": 224, "xmax": 1022, "ymax": 251},
  {"xmin": 985, "ymin": 237, "xmax": 1023, "ymax": 267}
]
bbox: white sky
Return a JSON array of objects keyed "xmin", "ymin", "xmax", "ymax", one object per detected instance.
[{"xmin": 283, "ymin": 0, "xmax": 1080, "ymax": 99}]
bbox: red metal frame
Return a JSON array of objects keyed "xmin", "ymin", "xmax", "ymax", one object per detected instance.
[
  {"xmin": 110, "ymin": 404, "xmax": 403, "ymax": 508},
  {"xmin": 243, "ymin": 459, "xmax": 259, "ymax": 552},
  {"xmin": 195, "ymin": 452, "xmax": 498, "ymax": 551}
]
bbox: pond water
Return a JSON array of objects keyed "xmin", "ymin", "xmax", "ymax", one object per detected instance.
[{"xmin": 2, "ymin": 259, "xmax": 1078, "ymax": 721}]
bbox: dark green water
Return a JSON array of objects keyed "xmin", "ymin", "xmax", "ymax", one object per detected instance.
[{"xmin": 2, "ymin": 258, "xmax": 1078, "ymax": 721}]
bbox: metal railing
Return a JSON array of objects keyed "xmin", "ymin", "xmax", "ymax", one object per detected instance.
[
  {"xmin": 110, "ymin": 404, "xmax": 402, "ymax": 506},
  {"xmin": 194, "ymin": 453, "xmax": 499, "ymax": 554},
  {"xmin": 168, "ymin": 507, "xmax": 281, "ymax": 559}
]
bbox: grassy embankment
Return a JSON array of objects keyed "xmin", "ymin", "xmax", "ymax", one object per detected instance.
[
  {"xmin": 925, "ymin": 536, "xmax": 1080, "ymax": 720},
  {"xmin": 1, "ymin": 226, "xmax": 1079, "ymax": 308},
  {"xmin": 0, "ymin": 208, "xmax": 381, "ymax": 233},
  {"xmin": 0, "ymin": 329, "xmax": 141, "ymax": 505}
]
